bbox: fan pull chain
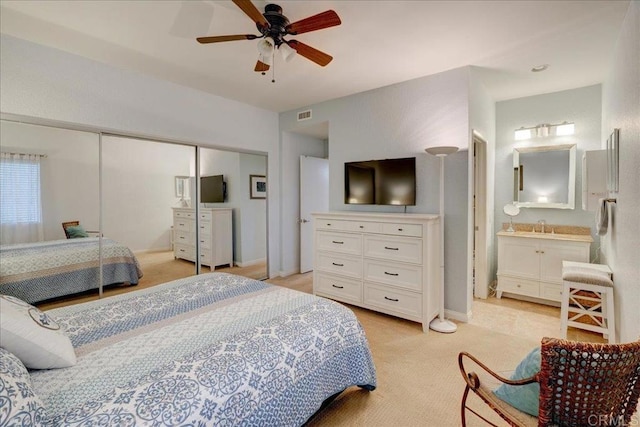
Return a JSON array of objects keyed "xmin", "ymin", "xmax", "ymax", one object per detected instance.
[{"xmin": 271, "ymin": 52, "xmax": 276, "ymax": 83}]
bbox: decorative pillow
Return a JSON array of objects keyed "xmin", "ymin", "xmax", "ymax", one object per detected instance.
[
  {"xmin": 493, "ymin": 346, "xmax": 541, "ymax": 417},
  {"xmin": 65, "ymin": 224, "xmax": 89, "ymax": 238},
  {"xmin": 0, "ymin": 295, "xmax": 76, "ymax": 369},
  {"xmin": 0, "ymin": 347, "xmax": 48, "ymax": 424}
]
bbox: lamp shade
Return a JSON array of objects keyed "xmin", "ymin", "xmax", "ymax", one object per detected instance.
[
  {"xmin": 257, "ymin": 37, "xmax": 275, "ymax": 56},
  {"xmin": 280, "ymin": 42, "xmax": 296, "ymax": 62},
  {"xmin": 425, "ymin": 146, "xmax": 458, "ymax": 157}
]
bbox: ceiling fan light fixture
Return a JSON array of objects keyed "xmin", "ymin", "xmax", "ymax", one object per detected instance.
[
  {"xmin": 257, "ymin": 37, "xmax": 275, "ymax": 56},
  {"xmin": 280, "ymin": 42, "xmax": 296, "ymax": 62},
  {"xmin": 259, "ymin": 53, "xmax": 272, "ymax": 66}
]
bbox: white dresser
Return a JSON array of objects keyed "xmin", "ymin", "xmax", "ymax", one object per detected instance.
[
  {"xmin": 496, "ymin": 231, "xmax": 592, "ymax": 303},
  {"xmin": 172, "ymin": 207, "xmax": 233, "ymax": 268},
  {"xmin": 312, "ymin": 212, "xmax": 440, "ymax": 333}
]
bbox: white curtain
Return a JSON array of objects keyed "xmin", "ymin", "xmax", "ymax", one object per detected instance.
[{"xmin": 0, "ymin": 152, "xmax": 44, "ymax": 244}]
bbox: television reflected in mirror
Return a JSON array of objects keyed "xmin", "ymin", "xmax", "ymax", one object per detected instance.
[
  {"xmin": 201, "ymin": 174, "xmax": 226, "ymax": 203},
  {"xmin": 344, "ymin": 157, "xmax": 416, "ymax": 206}
]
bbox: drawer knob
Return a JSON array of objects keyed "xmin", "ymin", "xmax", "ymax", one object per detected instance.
[
  {"xmin": 332, "ymin": 241, "xmax": 344, "ymax": 244},
  {"xmin": 517, "ymin": 284, "xmax": 521, "ymax": 288},
  {"xmin": 384, "ymin": 296, "xmax": 399, "ymax": 302},
  {"xmin": 332, "ymin": 284, "xmax": 344, "ymax": 289},
  {"xmin": 384, "ymin": 246, "xmax": 399, "ymax": 251},
  {"xmin": 384, "ymin": 271, "xmax": 399, "ymax": 276},
  {"xmin": 326, "ymin": 223, "xmax": 332, "ymax": 226},
  {"xmin": 332, "ymin": 262, "xmax": 344, "ymax": 267},
  {"xmin": 359, "ymin": 225, "xmax": 364, "ymax": 229},
  {"xmin": 398, "ymin": 228, "xmax": 403, "ymax": 231}
]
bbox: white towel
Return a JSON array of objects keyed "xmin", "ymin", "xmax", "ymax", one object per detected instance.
[{"xmin": 596, "ymin": 198, "xmax": 608, "ymax": 236}]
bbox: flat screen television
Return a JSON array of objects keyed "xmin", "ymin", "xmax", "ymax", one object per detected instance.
[
  {"xmin": 345, "ymin": 157, "xmax": 416, "ymax": 206},
  {"xmin": 201, "ymin": 175, "xmax": 226, "ymax": 203}
]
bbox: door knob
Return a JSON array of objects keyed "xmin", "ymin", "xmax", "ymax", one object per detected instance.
[{"xmin": 298, "ymin": 218, "xmax": 309, "ymax": 224}]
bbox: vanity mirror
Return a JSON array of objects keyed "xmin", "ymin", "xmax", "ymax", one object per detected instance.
[{"xmin": 513, "ymin": 144, "xmax": 576, "ymax": 209}]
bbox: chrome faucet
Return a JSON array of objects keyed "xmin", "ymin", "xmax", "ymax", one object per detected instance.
[{"xmin": 538, "ymin": 220, "xmax": 546, "ymax": 233}]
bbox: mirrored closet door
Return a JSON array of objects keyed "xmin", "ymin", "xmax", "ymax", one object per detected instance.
[
  {"xmin": 0, "ymin": 120, "xmax": 100, "ymax": 304},
  {"xmin": 198, "ymin": 147, "xmax": 267, "ymax": 280},
  {"xmin": 101, "ymin": 135, "xmax": 197, "ymax": 288}
]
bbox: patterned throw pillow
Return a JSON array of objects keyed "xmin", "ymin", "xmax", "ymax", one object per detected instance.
[
  {"xmin": 493, "ymin": 346, "xmax": 541, "ymax": 417},
  {"xmin": 0, "ymin": 294, "xmax": 76, "ymax": 369},
  {"xmin": 0, "ymin": 347, "xmax": 48, "ymax": 425}
]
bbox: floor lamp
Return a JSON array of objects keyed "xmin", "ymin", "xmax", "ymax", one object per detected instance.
[{"xmin": 425, "ymin": 145, "xmax": 458, "ymax": 333}]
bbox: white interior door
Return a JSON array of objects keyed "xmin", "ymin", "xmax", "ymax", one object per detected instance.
[
  {"xmin": 300, "ymin": 156, "xmax": 329, "ymax": 273},
  {"xmin": 474, "ymin": 136, "xmax": 489, "ymax": 299}
]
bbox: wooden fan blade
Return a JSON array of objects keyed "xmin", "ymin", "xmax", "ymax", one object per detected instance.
[
  {"xmin": 286, "ymin": 10, "xmax": 341, "ymax": 35},
  {"xmin": 254, "ymin": 60, "xmax": 270, "ymax": 72},
  {"xmin": 232, "ymin": 0, "xmax": 269, "ymax": 30},
  {"xmin": 197, "ymin": 34, "xmax": 258, "ymax": 44},
  {"xmin": 287, "ymin": 40, "xmax": 333, "ymax": 66}
]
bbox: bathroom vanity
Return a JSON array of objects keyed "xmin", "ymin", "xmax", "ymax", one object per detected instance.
[{"xmin": 496, "ymin": 230, "xmax": 593, "ymax": 304}]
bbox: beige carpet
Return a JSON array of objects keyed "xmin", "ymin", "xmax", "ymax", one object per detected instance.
[{"xmin": 37, "ymin": 253, "xmax": 608, "ymax": 426}]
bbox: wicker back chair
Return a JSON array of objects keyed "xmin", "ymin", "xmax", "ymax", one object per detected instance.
[{"xmin": 458, "ymin": 337, "xmax": 640, "ymax": 427}]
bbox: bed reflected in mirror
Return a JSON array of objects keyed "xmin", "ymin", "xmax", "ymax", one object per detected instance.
[{"xmin": 0, "ymin": 120, "xmax": 104, "ymax": 304}]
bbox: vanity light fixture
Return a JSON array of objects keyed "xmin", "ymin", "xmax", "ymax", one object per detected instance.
[{"xmin": 514, "ymin": 121, "xmax": 575, "ymax": 140}]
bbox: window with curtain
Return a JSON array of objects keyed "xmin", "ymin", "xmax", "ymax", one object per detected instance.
[{"xmin": 0, "ymin": 152, "xmax": 44, "ymax": 244}]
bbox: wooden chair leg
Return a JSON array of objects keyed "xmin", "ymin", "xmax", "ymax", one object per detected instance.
[{"xmin": 461, "ymin": 385, "xmax": 470, "ymax": 426}]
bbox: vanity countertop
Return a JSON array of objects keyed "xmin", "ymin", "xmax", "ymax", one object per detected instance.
[{"xmin": 497, "ymin": 230, "xmax": 594, "ymax": 243}]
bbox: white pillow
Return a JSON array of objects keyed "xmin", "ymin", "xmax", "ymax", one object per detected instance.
[{"xmin": 0, "ymin": 294, "xmax": 76, "ymax": 369}]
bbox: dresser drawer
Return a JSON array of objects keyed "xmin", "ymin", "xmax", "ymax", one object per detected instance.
[
  {"xmin": 315, "ymin": 219, "xmax": 352, "ymax": 231},
  {"xmin": 198, "ymin": 249, "xmax": 212, "ymax": 266},
  {"xmin": 364, "ymin": 259, "xmax": 422, "ymax": 292},
  {"xmin": 364, "ymin": 283, "xmax": 422, "ymax": 319},
  {"xmin": 316, "ymin": 231, "xmax": 361, "ymax": 255},
  {"xmin": 197, "ymin": 222, "xmax": 212, "ymax": 236},
  {"xmin": 343, "ymin": 221, "xmax": 382, "ymax": 233},
  {"xmin": 540, "ymin": 283, "xmax": 563, "ymax": 302},
  {"xmin": 315, "ymin": 273, "xmax": 362, "ymax": 305},
  {"xmin": 174, "ymin": 218, "xmax": 193, "ymax": 232},
  {"xmin": 174, "ymin": 243, "xmax": 195, "ymax": 261},
  {"xmin": 498, "ymin": 276, "xmax": 539, "ymax": 298},
  {"xmin": 174, "ymin": 230, "xmax": 193, "ymax": 245},
  {"xmin": 363, "ymin": 235, "xmax": 422, "ymax": 264},
  {"xmin": 381, "ymin": 223, "xmax": 422, "ymax": 237},
  {"xmin": 199, "ymin": 211, "xmax": 212, "ymax": 222},
  {"xmin": 316, "ymin": 252, "xmax": 362, "ymax": 279},
  {"xmin": 174, "ymin": 210, "xmax": 195, "ymax": 219}
]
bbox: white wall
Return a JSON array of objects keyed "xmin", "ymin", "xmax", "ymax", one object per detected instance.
[
  {"xmin": 280, "ymin": 67, "xmax": 472, "ymax": 316},
  {"xmin": 600, "ymin": 1, "xmax": 640, "ymax": 343},
  {"xmin": 279, "ymin": 131, "xmax": 327, "ymax": 276},
  {"xmin": 494, "ymin": 85, "xmax": 604, "ymax": 277},
  {"xmin": 102, "ymin": 136, "xmax": 193, "ymax": 253},
  {"xmin": 0, "ymin": 34, "xmax": 281, "ymax": 277},
  {"xmin": 0, "ymin": 120, "xmax": 100, "ymax": 240}
]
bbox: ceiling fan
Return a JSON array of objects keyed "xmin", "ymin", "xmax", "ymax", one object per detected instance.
[{"xmin": 197, "ymin": 0, "xmax": 341, "ymax": 74}]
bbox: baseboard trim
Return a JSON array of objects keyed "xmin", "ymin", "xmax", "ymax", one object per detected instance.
[
  {"xmin": 134, "ymin": 247, "xmax": 172, "ymax": 255},
  {"xmin": 235, "ymin": 258, "xmax": 266, "ymax": 268},
  {"xmin": 445, "ymin": 309, "xmax": 472, "ymax": 323},
  {"xmin": 278, "ymin": 268, "xmax": 299, "ymax": 278}
]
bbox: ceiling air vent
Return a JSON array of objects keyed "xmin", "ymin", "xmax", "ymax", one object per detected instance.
[{"xmin": 297, "ymin": 110, "xmax": 312, "ymax": 121}]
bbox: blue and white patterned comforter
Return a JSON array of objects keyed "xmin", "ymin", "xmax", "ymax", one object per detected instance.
[
  {"xmin": 31, "ymin": 273, "xmax": 377, "ymax": 426},
  {"xmin": 0, "ymin": 238, "xmax": 142, "ymax": 303}
]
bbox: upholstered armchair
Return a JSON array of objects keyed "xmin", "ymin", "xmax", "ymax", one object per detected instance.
[{"xmin": 458, "ymin": 337, "xmax": 640, "ymax": 426}]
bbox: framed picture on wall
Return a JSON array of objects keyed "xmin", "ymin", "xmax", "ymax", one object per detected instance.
[
  {"xmin": 606, "ymin": 128, "xmax": 620, "ymax": 193},
  {"xmin": 250, "ymin": 175, "xmax": 266, "ymax": 199}
]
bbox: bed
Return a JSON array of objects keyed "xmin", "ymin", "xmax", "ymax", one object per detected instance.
[
  {"xmin": 0, "ymin": 237, "xmax": 142, "ymax": 304},
  {"xmin": 1, "ymin": 272, "xmax": 377, "ymax": 426}
]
